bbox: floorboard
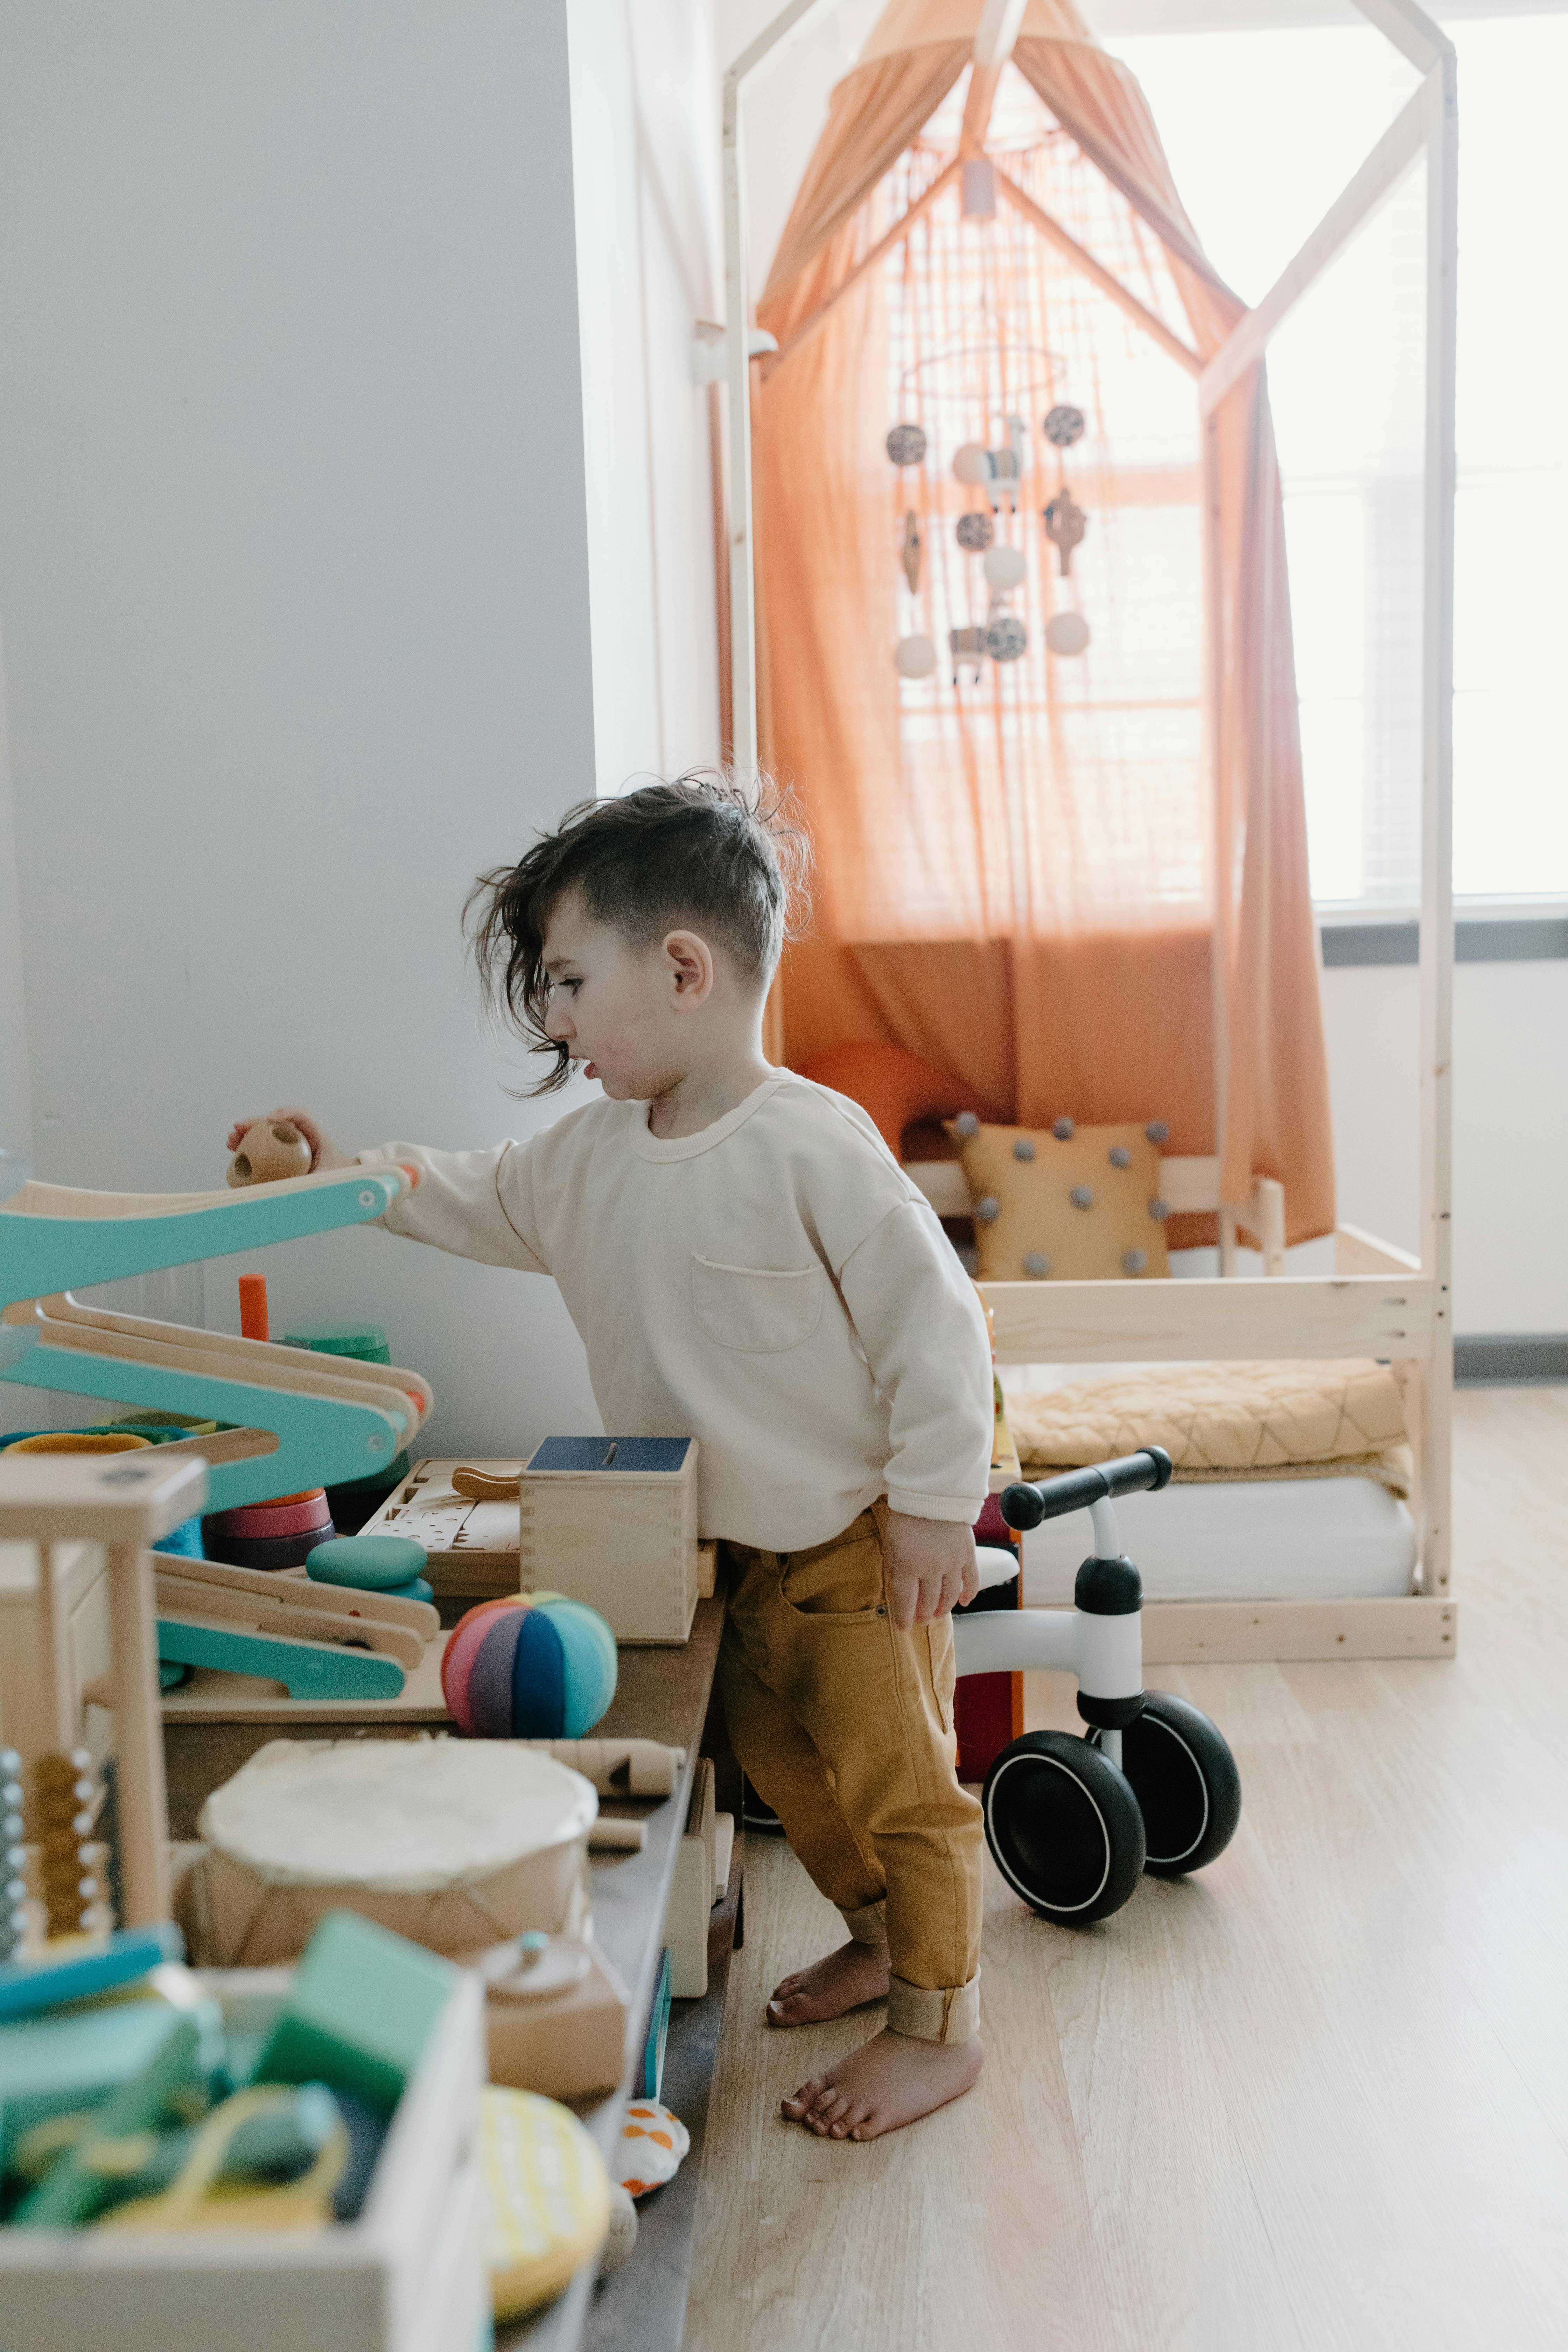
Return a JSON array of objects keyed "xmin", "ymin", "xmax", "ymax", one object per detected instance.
[{"xmin": 686, "ymin": 1387, "xmax": 1568, "ymax": 2352}]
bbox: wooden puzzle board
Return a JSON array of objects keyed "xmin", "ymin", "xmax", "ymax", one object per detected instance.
[{"xmin": 359, "ymin": 1459, "xmax": 523, "ymax": 1600}]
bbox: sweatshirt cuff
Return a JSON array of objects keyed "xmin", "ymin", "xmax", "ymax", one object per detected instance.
[
  {"xmin": 886, "ymin": 1488, "xmax": 989, "ymax": 1524},
  {"xmin": 354, "ymin": 1146, "xmax": 411, "ymax": 1231}
]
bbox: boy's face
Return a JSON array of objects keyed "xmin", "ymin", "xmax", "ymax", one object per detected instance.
[{"xmin": 540, "ymin": 893, "xmax": 704, "ymax": 1101}]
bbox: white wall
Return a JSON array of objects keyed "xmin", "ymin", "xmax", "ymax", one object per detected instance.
[
  {"xmin": 0, "ymin": 0, "xmax": 722, "ymax": 1453},
  {"xmin": 1320, "ymin": 958, "xmax": 1568, "ymax": 1336},
  {"xmin": 0, "ymin": 635, "xmax": 27, "ymax": 1186}
]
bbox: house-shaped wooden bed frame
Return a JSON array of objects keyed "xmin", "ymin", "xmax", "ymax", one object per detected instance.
[{"xmin": 722, "ymin": 0, "xmax": 1457, "ymax": 1664}]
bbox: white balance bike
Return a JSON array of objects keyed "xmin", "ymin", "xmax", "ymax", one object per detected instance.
[{"xmin": 953, "ymin": 1445, "xmax": 1241, "ymax": 1926}]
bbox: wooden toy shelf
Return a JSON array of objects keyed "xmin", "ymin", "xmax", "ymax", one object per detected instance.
[{"xmin": 162, "ymin": 1593, "xmax": 742, "ymax": 2352}]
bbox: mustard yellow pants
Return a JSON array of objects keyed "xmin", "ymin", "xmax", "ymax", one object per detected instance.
[{"xmin": 718, "ymin": 1500, "xmax": 983, "ymax": 2044}]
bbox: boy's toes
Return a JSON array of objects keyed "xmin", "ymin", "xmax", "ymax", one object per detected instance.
[{"xmin": 782, "ymin": 2075, "xmax": 827, "ymax": 2119}]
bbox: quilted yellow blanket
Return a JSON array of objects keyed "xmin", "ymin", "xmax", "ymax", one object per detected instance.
[{"xmin": 1009, "ymin": 1359, "xmax": 1412, "ymax": 1496}]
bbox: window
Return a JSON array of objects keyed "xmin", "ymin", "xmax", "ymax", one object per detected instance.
[{"xmin": 1106, "ymin": 11, "xmax": 1568, "ymax": 912}]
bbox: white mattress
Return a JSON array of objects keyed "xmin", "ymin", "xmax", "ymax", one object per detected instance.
[
  {"xmin": 1002, "ymin": 1363, "xmax": 1416, "ymax": 1604},
  {"xmin": 1020, "ymin": 1475, "xmax": 1416, "ymax": 1604}
]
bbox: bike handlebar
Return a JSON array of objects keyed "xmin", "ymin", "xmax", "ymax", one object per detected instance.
[{"xmin": 1000, "ymin": 1446, "xmax": 1174, "ymax": 1532}]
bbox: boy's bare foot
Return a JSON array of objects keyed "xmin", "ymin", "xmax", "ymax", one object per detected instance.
[
  {"xmin": 766, "ymin": 1939, "xmax": 890, "ymax": 2027},
  {"xmin": 782, "ymin": 2027, "xmax": 982, "ymax": 2141}
]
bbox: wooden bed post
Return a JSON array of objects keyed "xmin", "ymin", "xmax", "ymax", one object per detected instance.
[
  {"xmin": 1202, "ymin": 410, "xmax": 1233, "ymax": 1276},
  {"xmin": 1416, "ymin": 34, "xmax": 1458, "ymax": 1599}
]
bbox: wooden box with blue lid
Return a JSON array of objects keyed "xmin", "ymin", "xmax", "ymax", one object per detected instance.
[{"xmin": 519, "ymin": 1437, "xmax": 700, "ymax": 1647}]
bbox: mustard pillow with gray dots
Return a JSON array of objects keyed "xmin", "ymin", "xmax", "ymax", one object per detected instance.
[{"xmin": 945, "ymin": 1116, "xmax": 1171, "ymax": 1283}]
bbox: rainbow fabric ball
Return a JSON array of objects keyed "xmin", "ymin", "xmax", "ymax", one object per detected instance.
[{"xmin": 442, "ymin": 1595, "xmax": 617, "ymax": 1740}]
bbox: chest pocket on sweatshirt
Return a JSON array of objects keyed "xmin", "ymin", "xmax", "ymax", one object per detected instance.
[{"xmin": 690, "ymin": 1254, "xmax": 825, "ymax": 1353}]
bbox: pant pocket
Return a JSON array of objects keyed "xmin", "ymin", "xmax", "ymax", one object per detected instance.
[
  {"xmin": 779, "ymin": 1515, "xmax": 887, "ymax": 1620},
  {"xmin": 927, "ymin": 1619, "xmax": 957, "ymax": 1734}
]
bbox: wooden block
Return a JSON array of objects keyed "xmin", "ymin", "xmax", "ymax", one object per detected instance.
[
  {"xmin": 255, "ymin": 1910, "xmax": 460, "ymax": 2114},
  {"xmin": 470, "ymin": 1932, "xmax": 632, "ymax": 2101},
  {"xmin": 519, "ymin": 1437, "xmax": 699, "ymax": 1646},
  {"xmin": 663, "ymin": 1757, "xmax": 715, "ymax": 1997}
]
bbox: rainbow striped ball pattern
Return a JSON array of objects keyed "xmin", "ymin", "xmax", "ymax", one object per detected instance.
[{"xmin": 441, "ymin": 1595, "xmax": 617, "ymax": 1740}]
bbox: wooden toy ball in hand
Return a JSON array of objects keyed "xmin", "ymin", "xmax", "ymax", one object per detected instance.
[
  {"xmin": 442, "ymin": 1594, "xmax": 618, "ymax": 1740},
  {"xmin": 228, "ymin": 1119, "xmax": 313, "ymax": 1188}
]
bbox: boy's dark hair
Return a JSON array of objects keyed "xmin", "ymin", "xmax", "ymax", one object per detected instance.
[{"xmin": 465, "ymin": 770, "xmax": 811, "ymax": 1093}]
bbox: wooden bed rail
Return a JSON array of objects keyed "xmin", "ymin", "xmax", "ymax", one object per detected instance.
[{"xmin": 980, "ymin": 1270, "xmax": 1434, "ymax": 1364}]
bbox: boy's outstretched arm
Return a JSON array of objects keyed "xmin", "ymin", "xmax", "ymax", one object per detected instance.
[
  {"xmin": 837, "ymin": 1200, "xmax": 995, "ymax": 1629},
  {"xmin": 225, "ymin": 1110, "xmax": 550, "ymax": 1275}
]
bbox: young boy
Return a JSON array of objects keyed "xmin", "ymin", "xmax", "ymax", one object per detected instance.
[{"xmin": 231, "ymin": 775, "xmax": 993, "ymax": 2142}]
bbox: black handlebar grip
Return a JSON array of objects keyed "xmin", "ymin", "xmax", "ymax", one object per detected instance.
[{"xmin": 1000, "ymin": 1445, "xmax": 1174, "ymax": 1532}]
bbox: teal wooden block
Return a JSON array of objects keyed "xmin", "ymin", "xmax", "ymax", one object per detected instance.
[
  {"xmin": 0, "ymin": 1924, "xmax": 183, "ymax": 2025},
  {"xmin": 0, "ymin": 1977, "xmax": 223, "ymax": 2181},
  {"xmin": 156, "ymin": 1617, "xmax": 405, "ymax": 1702},
  {"xmin": 254, "ymin": 1911, "xmax": 457, "ymax": 2116}
]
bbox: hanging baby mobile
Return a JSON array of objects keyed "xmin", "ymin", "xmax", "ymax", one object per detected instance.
[{"xmin": 887, "ymin": 387, "xmax": 1093, "ymax": 687}]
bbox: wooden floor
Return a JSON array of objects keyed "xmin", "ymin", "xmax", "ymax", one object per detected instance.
[{"xmin": 686, "ymin": 1387, "xmax": 1568, "ymax": 2352}]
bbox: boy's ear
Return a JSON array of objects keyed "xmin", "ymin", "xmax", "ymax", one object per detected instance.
[{"xmin": 663, "ymin": 929, "xmax": 714, "ymax": 1009}]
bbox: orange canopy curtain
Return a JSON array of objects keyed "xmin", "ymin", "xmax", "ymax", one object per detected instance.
[{"xmin": 755, "ymin": 0, "xmax": 1334, "ymax": 1247}]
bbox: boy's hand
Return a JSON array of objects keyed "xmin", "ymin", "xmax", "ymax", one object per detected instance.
[
  {"xmin": 885, "ymin": 1512, "xmax": 980, "ymax": 1629},
  {"xmin": 225, "ymin": 1106, "xmax": 356, "ymax": 1176}
]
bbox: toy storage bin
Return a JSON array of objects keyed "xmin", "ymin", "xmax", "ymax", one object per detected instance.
[
  {"xmin": 0, "ymin": 1965, "xmax": 486, "ymax": 2352},
  {"xmin": 518, "ymin": 1437, "xmax": 700, "ymax": 1645}
]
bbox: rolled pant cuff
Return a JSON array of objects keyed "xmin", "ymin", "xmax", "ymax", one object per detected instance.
[
  {"xmin": 887, "ymin": 1972, "xmax": 981, "ymax": 2044},
  {"xmin": 838, "ymin": 1899, "xmax": 888, "ymax": 1947}
]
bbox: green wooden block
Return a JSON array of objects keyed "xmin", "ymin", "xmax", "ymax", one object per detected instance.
[
  {"xmin": 15, "ymin": 2014, "xmax": 209, "ymax": 2227},
  {"xmin": 253, "ymin": 1911, "xmax": 456, "ymax": 2117},
  {"xmin": 0, "ymin": 1977, "xmax": 221, "ymax": 2177}
]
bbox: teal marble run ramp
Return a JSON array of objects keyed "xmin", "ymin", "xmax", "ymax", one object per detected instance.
[{"xmin": 0, "ymin": 1166, "xmax": 432, "ymax": 1511}]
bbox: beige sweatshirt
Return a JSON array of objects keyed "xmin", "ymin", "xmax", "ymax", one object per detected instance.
[{"xmin": 360, "ymin": 1069, "xmax": 993, "ymax": 1551}]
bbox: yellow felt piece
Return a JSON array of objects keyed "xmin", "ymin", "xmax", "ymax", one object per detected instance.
[
  {"xmin": 1009, "ymin": 1359, "xmax": 1411, "ymax": 1491},
  {"xmin": 93, "ymin": 2086, "xmax": 345, "ymax": 2235},
  {"xmin": 481, "ymin": 2084, "xmax": 611, "ymax": 2322},
  {"xmin": 948, "ymin": 1120, "xmax": 1169, "ymax": 1282}
]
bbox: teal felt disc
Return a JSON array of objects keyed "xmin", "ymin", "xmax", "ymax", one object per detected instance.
[
  {"xmin": 307, "ymin": 1534, "xmax": 428, "ymax": 1592},
  {"xmin": 384, "ymin": 1575, "xmax": 434, "ymax": 1604}
]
